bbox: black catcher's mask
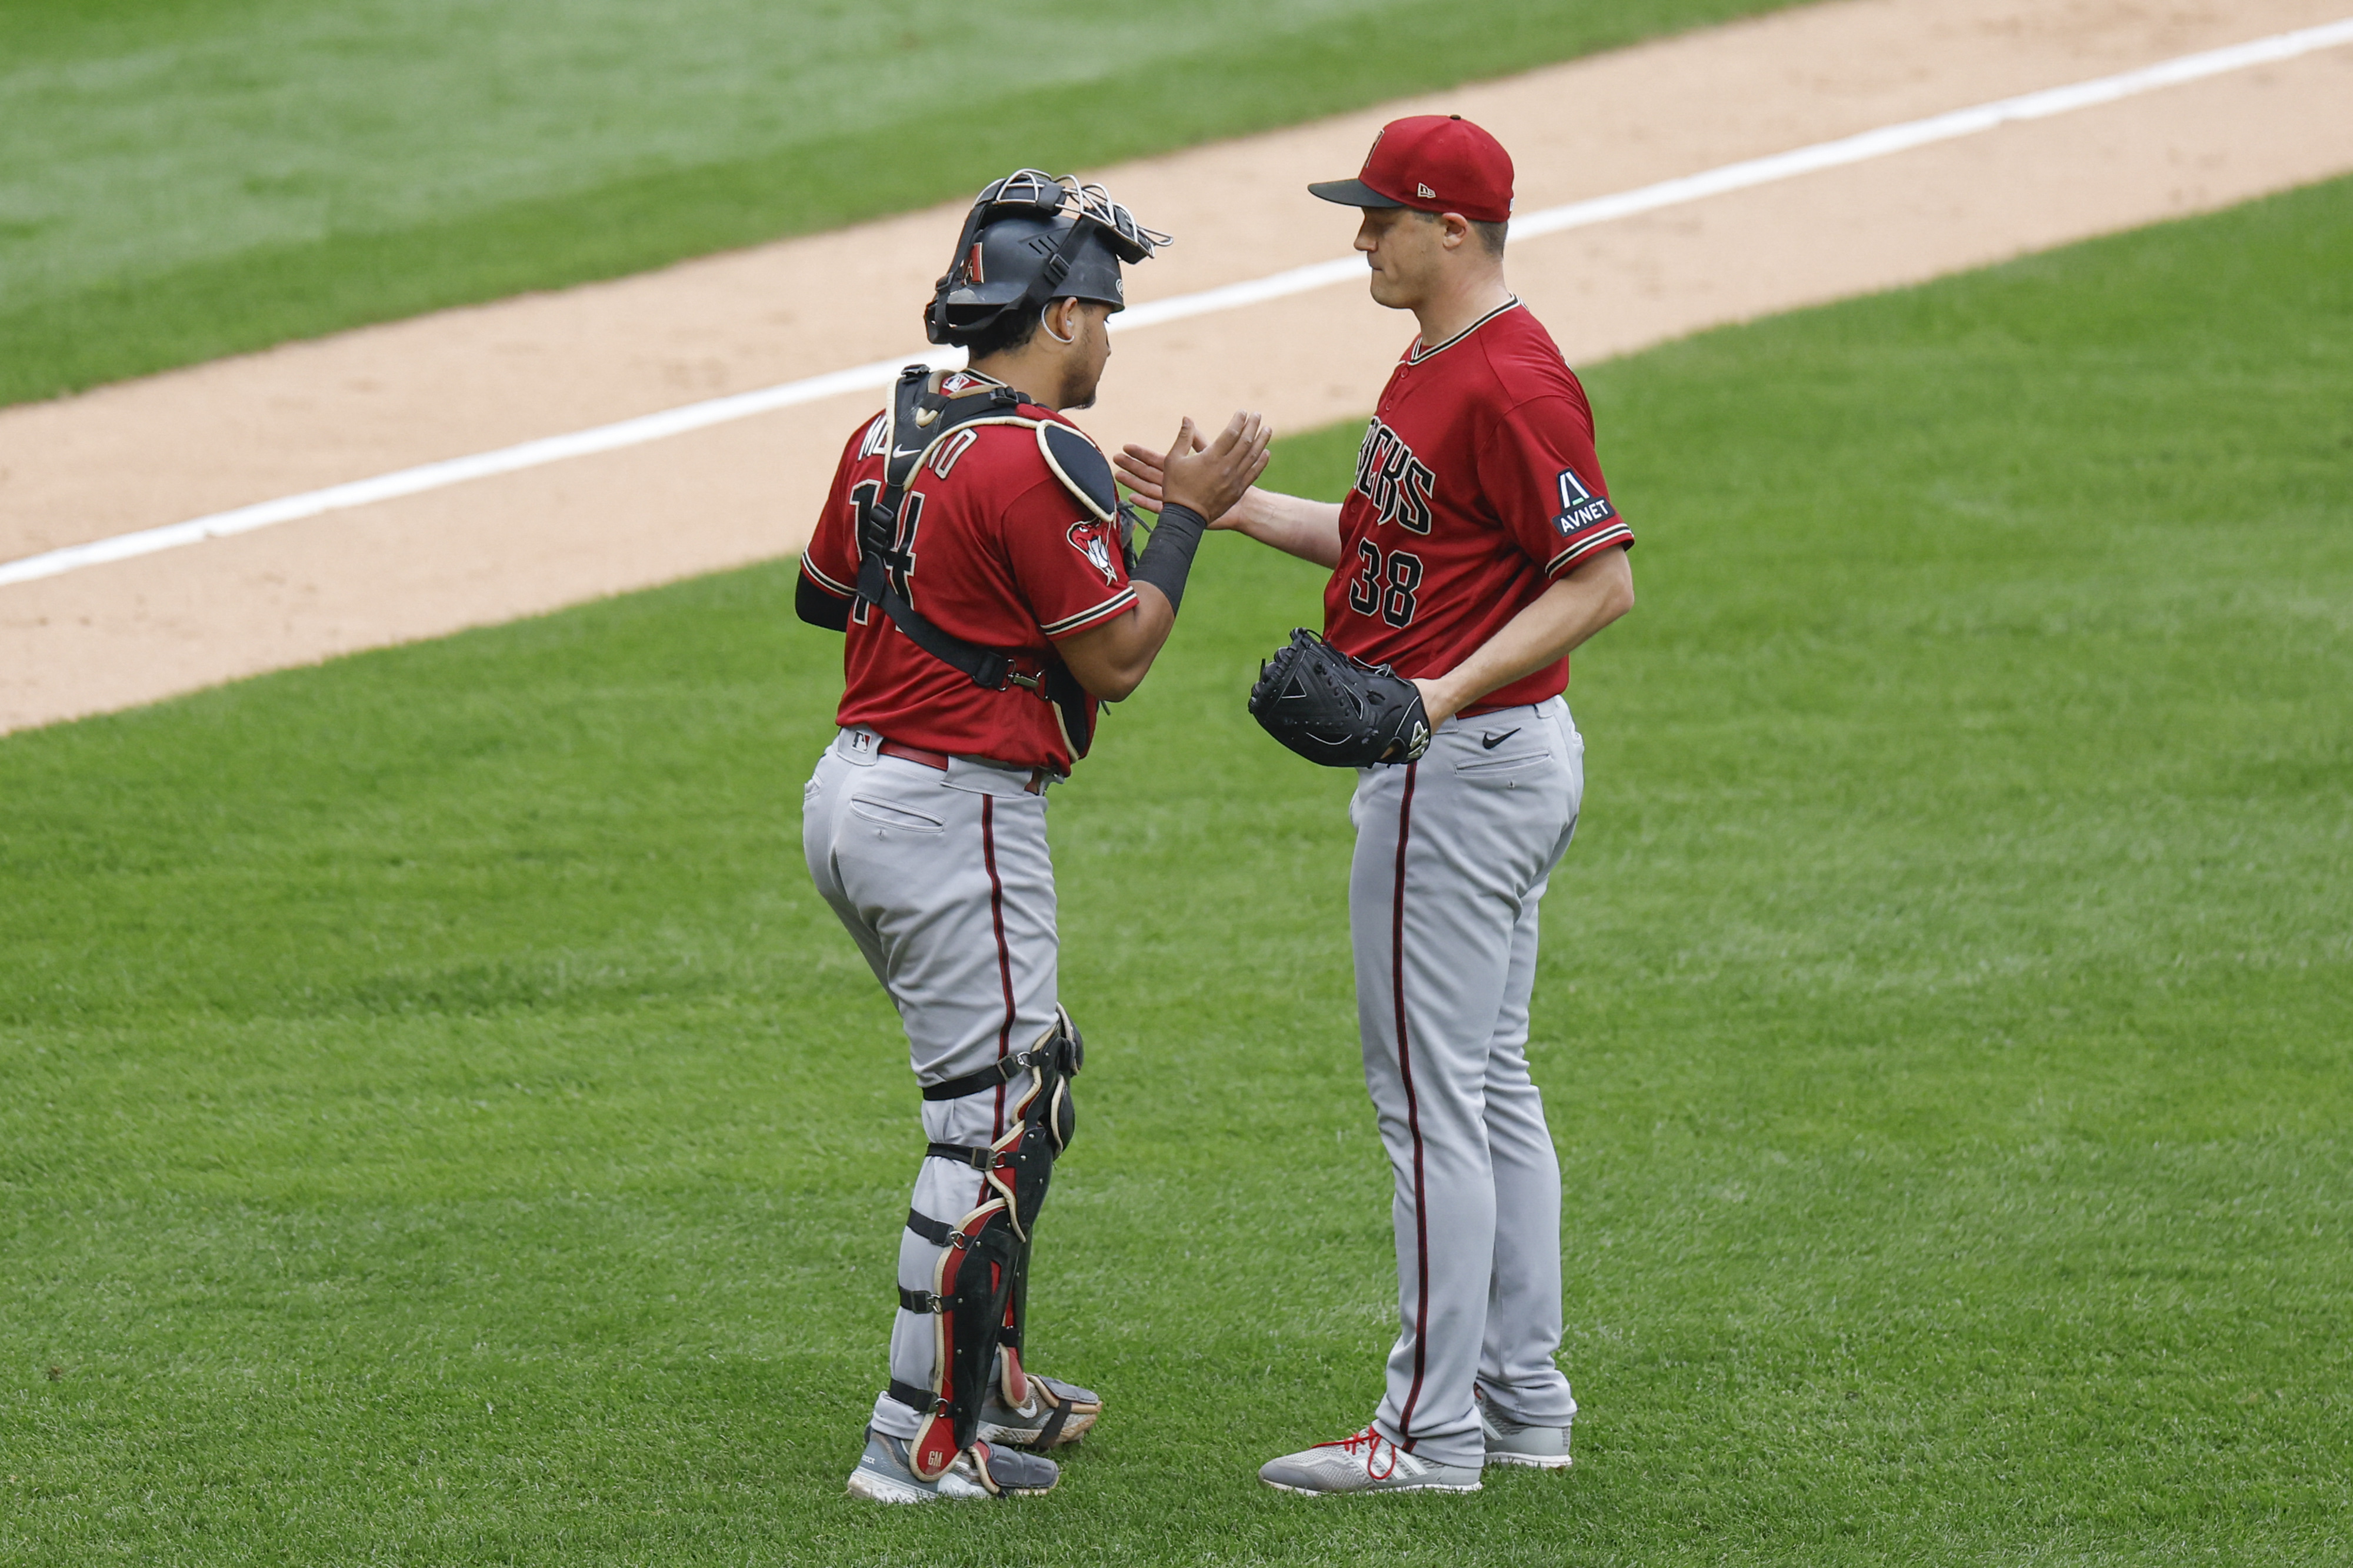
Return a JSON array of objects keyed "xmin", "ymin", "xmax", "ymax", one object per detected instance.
[{"xmin": 926, "ymin": 169, "xmax": 1171, "ymax": 347}]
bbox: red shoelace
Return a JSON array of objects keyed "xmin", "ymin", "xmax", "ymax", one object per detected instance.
[{"xmin": 1314, "ymin": 1424, "xmax": 1401, "ymax": 1480}]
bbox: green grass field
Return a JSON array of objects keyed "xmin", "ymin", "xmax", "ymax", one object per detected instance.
[
  {"xmin": 4, "ymin": 178, "xmax": 2350, "ymax": 1563},
  {"xmin": 0, "ymin": 0, "xmax": 1796, "ymax": 408}
]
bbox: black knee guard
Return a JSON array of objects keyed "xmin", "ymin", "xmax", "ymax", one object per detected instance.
[{"xmin": 922, "ymin": 1009, "xmax": 1083, "ymax": 1243}]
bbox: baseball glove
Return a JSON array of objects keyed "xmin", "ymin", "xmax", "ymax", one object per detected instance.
[{"xmin": 1248, "ymin": 629, "xmax": 1432, "ymax": 768}]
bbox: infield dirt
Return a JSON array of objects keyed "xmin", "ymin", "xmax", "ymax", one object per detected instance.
[{"xmin": 2, "ymin": 0, "xmax": 2349, "ymax": 732}]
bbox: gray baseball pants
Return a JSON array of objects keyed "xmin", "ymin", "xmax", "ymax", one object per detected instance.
[
  {"xmin": 802, "ymin": 726, "xmax": 1062, "ymax": 1442},
  {"xmin": 1351, "ymin": 695, "xmax": 1584, "ymax": 1467}
]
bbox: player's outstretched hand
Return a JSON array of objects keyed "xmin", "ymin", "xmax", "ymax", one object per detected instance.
[
  {"xmin": 1124, "ymin": 412, "xmax": 1271, "ymax": 526},
  {"xmin": 1112, "ymin": 442, "xmax": 1167, "ymax": 515}
]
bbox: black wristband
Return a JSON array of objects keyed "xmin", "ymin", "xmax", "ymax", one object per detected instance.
[
  {"xmin": 1129, "ymin": 504, "xmax": 1209, "ymax": 616},
  {"xmin": 795, "ymin": 571, "xmax": 852, "ymax": 632}
]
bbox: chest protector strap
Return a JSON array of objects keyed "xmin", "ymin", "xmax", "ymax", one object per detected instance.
[{"xmin": 855, "ymin": 366, "xmax": 1117, "ymax": 759}]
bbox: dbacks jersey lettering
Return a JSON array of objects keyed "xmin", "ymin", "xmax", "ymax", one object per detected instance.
[
  {"xmin": 801, "ymin": 374, "xmax": 1136, "ymax": 771},
  {"xmin": 1354, "ymin": 419, "xmax": 1437, "ymax": 535},
  {"xmin": 1324, "ymin": 299, "xmax": 1633, "ymax": 710}
]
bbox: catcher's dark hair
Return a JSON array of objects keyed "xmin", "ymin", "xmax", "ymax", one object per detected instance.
[{"xmin": 952, "ymin": 302, "xmax": 1045, "ymax": 361}]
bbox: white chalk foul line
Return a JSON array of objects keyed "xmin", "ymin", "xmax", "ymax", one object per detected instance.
[{"xmin": 6, "ymin": 15, "xmax": 2348, "ymax": 592}]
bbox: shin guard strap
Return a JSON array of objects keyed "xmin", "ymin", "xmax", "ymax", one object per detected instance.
[
  {"xmin": 905, "ymin": 1207, "xmax": 955, "ymax": 1247},
  {"xmin": 922, "ymin": 1042, "xmax": 1051, "ymax": 1102},
  {"xmin": 887, "ymin": 1379, "xmax": 946, "ymax": 1416}
]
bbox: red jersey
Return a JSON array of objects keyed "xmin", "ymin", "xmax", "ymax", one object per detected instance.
[
  {"xmin": 799, "ymin": 373, "xmax": 1137, "ymax": 771},
  {"xmin": 1324, "ymin": 298, "xmax": 1633, "ymax": 709}
]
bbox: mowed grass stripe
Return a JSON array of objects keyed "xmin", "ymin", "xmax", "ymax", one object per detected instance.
[
  {"xmin": 4, "ymin": 179, "xmax": 2350, "ymax": 1563},
  {"xmin": 24, "ymin": 18, "xmax": 2349, "ymax": 595},
  {"xmin": 0, "ymin": 0, "xmax": 1801, "ymax": 409}
]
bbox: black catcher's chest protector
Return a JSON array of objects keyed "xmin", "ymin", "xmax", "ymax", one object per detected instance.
[{"xmin": 854, "ymin": 366, "xmax": 1136, "ymax": 761}]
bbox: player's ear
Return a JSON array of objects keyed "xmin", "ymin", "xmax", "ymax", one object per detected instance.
[
  {"xmin": 1036, "ymin": 296, "xmax": 1075, "ymax": 348},
  {"xmin": 1440, "ymin": 212, "xmax": 1471, "ymax": 250}
]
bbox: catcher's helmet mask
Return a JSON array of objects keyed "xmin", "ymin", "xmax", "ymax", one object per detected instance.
[{"xmin": 927, "ymin": 170, "xmax": 1171, "ymax": 348}]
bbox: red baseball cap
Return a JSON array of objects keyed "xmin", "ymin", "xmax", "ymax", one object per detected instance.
[{"xmin": 1309, "ymin": 114, "xmax": 1514, "ymax": 225}]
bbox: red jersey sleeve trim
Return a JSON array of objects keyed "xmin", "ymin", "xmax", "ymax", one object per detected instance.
[
  {"xmin": 800, "ymin": 552, "xmax": 855, "ymax": 599},
  {"xmin": 1041, "ymin": 587, "xmax": 1138, "ymax": 639},
  {"xmin": 1545, "ymin": 523, "xmax": 1635, "ymax": 578}
]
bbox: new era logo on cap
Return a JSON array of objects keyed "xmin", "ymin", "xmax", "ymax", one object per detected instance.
[{"xmin": 1308, "ymin": 114, "xmax": 1515, "ymax": 224}]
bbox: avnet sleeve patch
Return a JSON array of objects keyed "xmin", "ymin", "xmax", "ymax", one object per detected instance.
[{"xmin": 1552, "ymin": 466, "xmax": 1618, "ymax": 535}]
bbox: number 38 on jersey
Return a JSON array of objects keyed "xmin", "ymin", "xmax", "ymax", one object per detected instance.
[{"xmin": 1345, "ymin": 416, "xmax": 1434, "ymax": 628}]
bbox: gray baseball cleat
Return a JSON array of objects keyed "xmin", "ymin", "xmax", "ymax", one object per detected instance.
[
  {"xmin": 845, "ymin": 1429, "xmax": 1060, "ymax": 1503},
  {"xmin": 1259, "ymin": 1424, "xmax": 1482, "ymax": 1496},
  {"xmin": 978, "ymin": 1370, "xmax": 1102, "ymax": 1449},
  {"xmin": 1476, "ymin": 1386, "xmax": 1574, "ymax": 1469}
]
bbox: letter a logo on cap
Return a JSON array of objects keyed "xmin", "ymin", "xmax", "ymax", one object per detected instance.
[{"xmin": 1309, "ymin": 114, "xmax": 1517, "ymax": 225}]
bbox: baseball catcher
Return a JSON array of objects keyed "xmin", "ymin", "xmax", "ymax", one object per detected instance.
[{"xmin": 795, "ymin": 169, "xmax": 1271, "ymax": 1502}]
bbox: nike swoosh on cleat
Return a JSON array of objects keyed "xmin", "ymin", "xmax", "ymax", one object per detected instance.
[{"xmin": 1481, "ymin": 728, "xmax": 1520, "ymax": 750}]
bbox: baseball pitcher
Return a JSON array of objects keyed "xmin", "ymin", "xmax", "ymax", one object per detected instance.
[
  {"xmin": 1118, "ymin": 116, "xmax": 1635, "ymax": 1494},
  {"xmin": 798, "ymin": 171, "xmax": 1271, "ymax": 1502}
]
